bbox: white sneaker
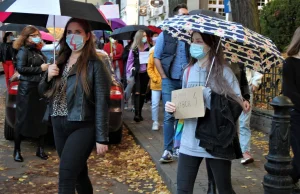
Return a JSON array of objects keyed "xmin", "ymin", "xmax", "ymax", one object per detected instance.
[
  {"xmin": 159, "ymin": 150, "xmax": 173, "ymax": 163},
  {"xmin": 173, "ymin": 148, "xmax": 180, "ymax": 158},
  {"xmin": 152, "ymin": 121, "xmax": 159, "ymax": 130}
]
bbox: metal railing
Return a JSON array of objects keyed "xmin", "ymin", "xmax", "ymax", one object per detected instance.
[{"xmin": 253, "ymin": 65, "xmax": 283, "ymax": 110}]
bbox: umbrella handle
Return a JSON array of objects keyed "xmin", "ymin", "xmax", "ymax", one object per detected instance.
[
  {"xmin": 205, "ymin": 38, "xmax": 222, "ymax": 87},
  {"xmin": 53, "ymin": 15, "xmax": 56, "ymax": 64}
]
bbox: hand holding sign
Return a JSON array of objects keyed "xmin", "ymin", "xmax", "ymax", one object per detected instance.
[{"xmin": 171, "ymin": 86, "xmax": 205, "ymax": 119}]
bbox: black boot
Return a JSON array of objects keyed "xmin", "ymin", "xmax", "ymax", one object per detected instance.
[
  {"xmin": 139, "ymin": 95, "xmax": 146, "ymax": 121},
  {"xmin": 13, "ymin": 149, "xmax": 23, "ymax": 162},
  {"xmin": 36, "ymin": 147, "xmax": 48, "ymax": 160},
  {"xmin": 206, "ymin": 161, "xmax": 217, "ymax": 194},
  {"xmin": 134, "ymin": 94, "xmax": 141, "ymax": 122}
]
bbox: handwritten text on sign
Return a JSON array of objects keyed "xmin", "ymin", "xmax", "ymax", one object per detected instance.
[{"xmin": 171, "ymin": 86, "xmax": 205, "ymax": 119}]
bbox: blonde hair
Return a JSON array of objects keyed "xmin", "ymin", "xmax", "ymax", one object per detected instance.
[
  {"xmin": 131, "ymin": 30, "xmax": 145, "ymax": 50},
  {"xmin": 13, "ymin": 25, "xmax": 40, "ymax": 50},
  {"xmin": 287, "ymin": 27, "xmax": 300, "ymax": 57}
]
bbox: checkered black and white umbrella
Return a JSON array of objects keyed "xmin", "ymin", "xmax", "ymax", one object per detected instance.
[{"xmin": 0, "ymin": 0, "xmax": 111, "ymax": 31}]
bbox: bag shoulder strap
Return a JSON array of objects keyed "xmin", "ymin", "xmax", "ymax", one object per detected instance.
[{"xmin": 185, "ymin": 65, "xmax": 192, "ymax": 88}]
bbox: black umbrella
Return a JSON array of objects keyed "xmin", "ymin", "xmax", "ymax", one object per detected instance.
[
  {"xmin": 0, "ymin": 23, "xmax": 49, "ymax": 32},
  {"xmin": 189, "ymin": 9, "xmax": 224, "ymax": 19},
  {"xmin": 110, "ymin": 25, "xmax": 150, "ymax": 40},
  {"xmin": 0, "ymin": 0, "xmax": 111, "ymax": 31}
]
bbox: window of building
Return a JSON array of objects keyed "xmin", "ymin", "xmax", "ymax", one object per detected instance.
[
  {"xmin": 208, "ymin": 0, "xmax": 271, "ymax": 16},
  {"xmin": 208, "ymin": 0, "xmax": 225, "ymax": 17}
]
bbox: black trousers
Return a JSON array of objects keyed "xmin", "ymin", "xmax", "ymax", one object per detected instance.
[
  {"xmin": 177, "ymin": 153, "xmax": 235, "ymax": 194},
  {"xmin": 14, "ymin": 133, "xmax": 45, "ymax": 150},
  {"xmin": 51, "ymin": 116, "xmax": 95, "ymax": 194},
  {"xmin": 134, "ymin": 72, "xmax": 149, "ymax": 95},
  {"xmin": 290, "ymin": 109, "xmax": 300, "ymax": 183}
]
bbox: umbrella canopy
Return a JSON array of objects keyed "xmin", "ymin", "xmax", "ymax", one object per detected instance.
[
  {"xmin": 110, "ymin": 25, "xmax": 150, "ymax": 40},
  {"xmin": 158, "ymin": 14, "xmax": 284, "ymax": 73},
  {"xmin": 110, "ymin": 18, "xmax": 126, "ymax": 30},
  {"xmin": 40, "ymin": 31, "xmax": 55, "ymax": 42},
  {"xmin": 0, "ymin": 23, "xmax": 49, "ymax": 32},
  {"xmin": 0, "ymin": 0, "xmax": 111, "ymax": 31},
  {"xmin": 148, "ymin": 25, "xmax": 162, "ymax": 34}
]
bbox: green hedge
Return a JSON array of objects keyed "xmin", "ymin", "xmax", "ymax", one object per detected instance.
[{"xmin": 260, "ymin": 0, "xmax": 300, "ymax": 52}]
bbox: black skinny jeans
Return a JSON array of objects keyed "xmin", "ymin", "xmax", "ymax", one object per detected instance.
[
  {"xmin": 290, "ymin": 109, "xmax": 300, "ymax": 183},
  {"xmin": 177, "ymin": 153, "xmax": 235, "ymax": 194},
  {"xmin": 51, "ymin": 116, "xmax": 95, "ymax": 194},
  {"xmin": 14, "ymin": 133, "xmax": 45, "ymax": 150}
]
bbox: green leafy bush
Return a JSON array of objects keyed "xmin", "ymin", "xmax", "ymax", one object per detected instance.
[{"xmin": 260, "ymin": 0, "xmax": 300, "ymax": 52}]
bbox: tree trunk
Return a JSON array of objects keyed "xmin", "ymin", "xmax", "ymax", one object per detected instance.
[
  {"xmin": 168, "ymin": 0, "xmax": 187, "ymax": 17},
  {"xmin": 230, "ymin": 0, "xmax": 261, "ymax": 33}
]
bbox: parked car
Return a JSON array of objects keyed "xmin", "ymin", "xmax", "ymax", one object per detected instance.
[{"xmin": 4, "ymin": 44, "xmax": 124, "ymax": 144}]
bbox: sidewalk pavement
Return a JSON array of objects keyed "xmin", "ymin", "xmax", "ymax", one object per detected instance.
[{"xmin": 123, "ymin": 102, "xmax": 268, "ymax": 194}]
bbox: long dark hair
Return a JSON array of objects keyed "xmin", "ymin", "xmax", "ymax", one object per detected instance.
[
  {"xmin": 287, "ymin": 26, "xmax": 300, "ymax": 57},
  {"xmin": 45, "ymin": 18, "xmax": 98, "ymax": 98},
  {"xmin": 3, "ymin": 32, "xmax": 13, "ymax": 43},
  {"xmin": 188, "ymin": 32, "xmax": 243, "ymax": 106}
]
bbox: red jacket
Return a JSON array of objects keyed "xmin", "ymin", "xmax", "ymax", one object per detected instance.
[{"xmin": 103, "ymin": 42, "xmax": 124, "ymax": 77}]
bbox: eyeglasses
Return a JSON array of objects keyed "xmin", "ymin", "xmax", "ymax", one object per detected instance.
[{"xmin": 29, "ymin": 34, "xmax": 40, "ymax": 38}]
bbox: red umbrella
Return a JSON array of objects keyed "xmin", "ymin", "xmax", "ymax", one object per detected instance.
[
  {"xmin": 148, "ymin": 25, "xmax": 162, "ymax": 34},
  {"xmin": 40, "ymin": 31, "xmax": 55, "ymax": 42}
]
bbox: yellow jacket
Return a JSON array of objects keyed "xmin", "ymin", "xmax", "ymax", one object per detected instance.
[{"xmin": 147, "ymin": 47, "xmax": 162, "ymax": 91}]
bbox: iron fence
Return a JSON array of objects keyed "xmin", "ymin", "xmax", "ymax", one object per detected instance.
[{"xmin": 253, "ymin": 65, "xmax": 283, "ymax": 110}]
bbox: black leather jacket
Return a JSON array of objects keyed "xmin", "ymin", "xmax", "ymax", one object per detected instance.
[
  {"xmin": 38, "ymin": 57, "xmax": 111, "ymax": 144},
  {"xmin": 195, "ymin": 91, "xmax": 243, "ymax": 160},
  {"xmin": 0, "ymin": 42, "xmax": 16, "ymax": 62},
  {"xmin": 15, "ymin": 46, "xmax": 46, "ymax": 82}
]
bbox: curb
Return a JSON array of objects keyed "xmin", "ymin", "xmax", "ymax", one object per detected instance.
[{"xmin": 123, "ymin": 121, "xmax": 177, "ymax": 194}]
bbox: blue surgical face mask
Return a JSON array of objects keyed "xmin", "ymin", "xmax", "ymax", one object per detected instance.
[
  {"xmin": 31, "ymin": 37, "xmax": 41, "ymax": 44},
  {"xmin": 100, "ymin": 39, "xmax": 104, "ymax": 43},
  {"xmin": 9, "ymin": 35, "xmax": 15, "ymax": 41},
  {"xmin": 189, "ymin": 43, "xmax": 208, "ymax": 60},
  {"xmin": 142, "ymin": 37, "xmax": 147, "ymax": 43},
  {"xmin": 66, "ymin": 34, "xmax": 85, "ymax": 51}
]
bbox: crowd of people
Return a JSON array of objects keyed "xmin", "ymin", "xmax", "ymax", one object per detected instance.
[{"xmin": 0, "ymin": 3, "xmax": 299, "ymax": 194}]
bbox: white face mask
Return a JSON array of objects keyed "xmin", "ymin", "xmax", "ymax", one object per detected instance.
[{"xmin": 66, "ymin": 34, "xmax": 85, "ymax": 51}]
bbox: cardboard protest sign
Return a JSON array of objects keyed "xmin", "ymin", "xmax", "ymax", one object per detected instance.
[{"xmin": 171, "ymin": 86, "xmax": 205, "ymax": 119}]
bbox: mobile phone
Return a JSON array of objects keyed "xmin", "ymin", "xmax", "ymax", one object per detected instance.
[{"xmin": 49, "ymin": 57, "xmax": 54, "ymax": 64}]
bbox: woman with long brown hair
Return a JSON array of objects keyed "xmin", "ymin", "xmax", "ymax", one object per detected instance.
[
  {"xmin": 165, "ymin": 31, "xmax": 244, "ymax": 194},
  {"xmin": 283, "ymin": 26, "xmax": 300, "ymax": 192},
  {"xmin": 126, "ymin": 30, "xmax": 150, "ymax": 122},
  {"xmin": 39, "ymin": 18, "xmax": 111, "ymax": 193},
  {"xmin": 13, "ymin": 26, "xmax": 49, "ymax": 162}
]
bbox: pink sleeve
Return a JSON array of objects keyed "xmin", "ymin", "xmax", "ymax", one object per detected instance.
[{"xmin": 126, "ymin": 49, "xmax": 134, "ymax": 78}]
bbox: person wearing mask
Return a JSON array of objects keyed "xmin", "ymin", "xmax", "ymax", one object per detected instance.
[
  {"xmin": 147, "ymin": 33, "xmax": 161, "ymax": 130},
  {"xmin": 98, "ymin": 36, "xmax": 105, "ymax": 49},
  {"xmin": 165, "ymin": 31, "xmax": 244, "ymax": 194},
  {"xmin": 38, "ymin": 18, "xmax": 111, "ymax": 193},
  {"xmin": 12, "ymin": 26, "xmax": 49, "ymax": 162},
  {"xmin": 123, "ymin": 38, "xmax": 134, "ymax": 110},
  {"xmin": 104, "ymin": 38, "xmax": 124, "ymax": 81},
  {"xmin": 126, "ymin": 30, "xmax": 150, "ymax": 122},
  {"xmin": 283, "ymin": 26, "xmax": 300, "ymax": 193},
  {"xmin": 154, "ymin": 3, "xmax": 190, "ymax": 162},
  {"xmin": 0, "ymin": 32, "xmax": 17, "ymax": 87},
  {"xmin": 144, "ymin": 32, "xmax": 160, "ymax": 104}
]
